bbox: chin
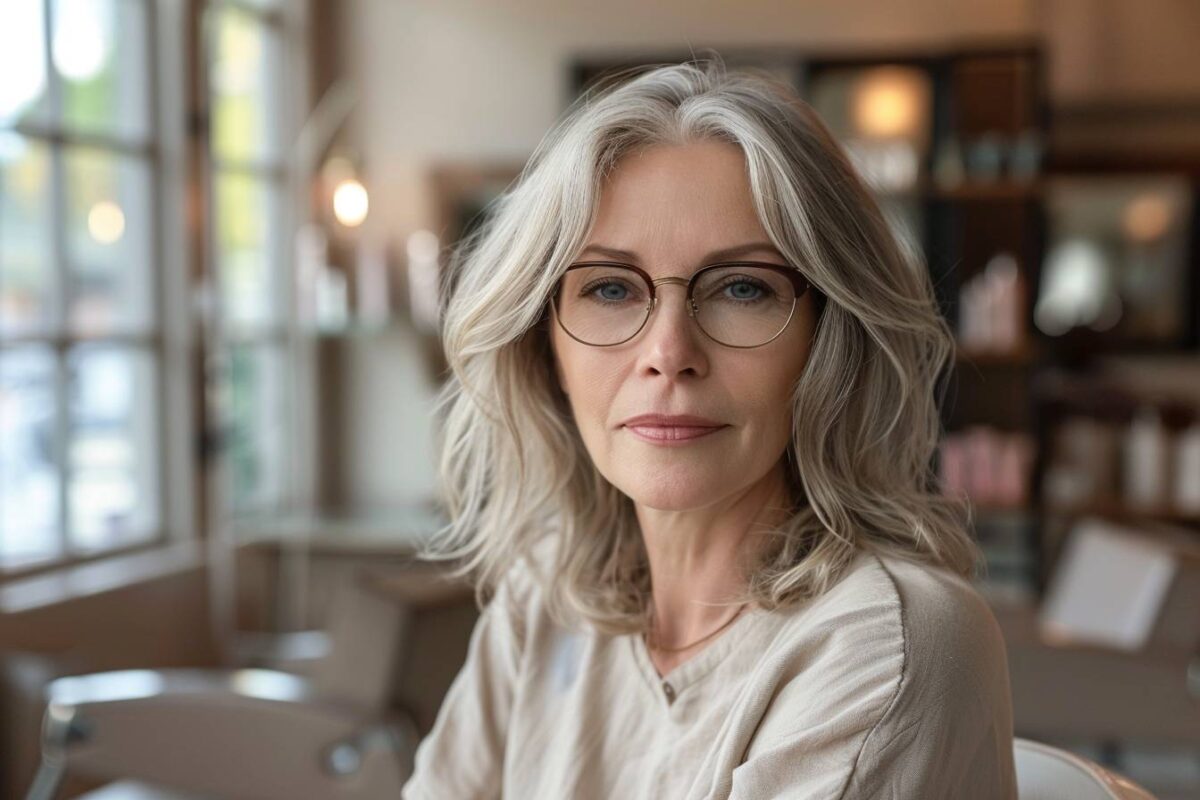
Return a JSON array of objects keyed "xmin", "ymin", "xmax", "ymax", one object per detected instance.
[{"xmin": 612, "ymin": 465, "xmax": 733, "ymax": 511}]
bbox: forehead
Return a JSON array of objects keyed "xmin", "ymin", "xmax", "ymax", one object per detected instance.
[{"xmin": 586, "ymin": 140, "xmax": 771, "ymax": 262}]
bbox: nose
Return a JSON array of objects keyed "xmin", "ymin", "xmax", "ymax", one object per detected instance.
[{"xmin": 634, "ymin": 281, "xmax": 710, "ymax": 379}]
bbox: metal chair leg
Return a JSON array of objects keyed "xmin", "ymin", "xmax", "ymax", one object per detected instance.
[{"xmin": 24, "ymin": 702, "xmax": 90, "ymax": 800}]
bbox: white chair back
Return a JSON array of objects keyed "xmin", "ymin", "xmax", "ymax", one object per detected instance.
[{"xmin": 1014, "ymin": 738, "xmax": 1158, "ymax": 800}]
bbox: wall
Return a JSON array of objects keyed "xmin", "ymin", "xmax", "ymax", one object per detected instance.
[{"xmin": 1044, "ymin": 0, "xmax": 1200, "ymax": 155}]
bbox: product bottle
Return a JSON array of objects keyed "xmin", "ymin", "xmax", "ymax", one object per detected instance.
[
  {"xmin": 1173, "ymin": 422, "xmax": 1200, "ymax": 514},
  {"xmin": 1124, "ymin": 406, "xmax": 1168, "ymax": 510}
]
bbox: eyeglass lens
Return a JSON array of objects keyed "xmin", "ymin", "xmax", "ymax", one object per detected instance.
[{"xmin": 554, "ymin": 264, "xmax": 799, "ymax": 347}]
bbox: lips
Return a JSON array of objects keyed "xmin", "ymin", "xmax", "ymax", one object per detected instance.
[{"xmin": 620, "ymin": 413, "xmax": 728, "ymax": 445}]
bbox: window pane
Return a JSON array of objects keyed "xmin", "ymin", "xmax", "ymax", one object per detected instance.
[
  {"xmin": 67, "ymin": 345, "xmax": 159, "ymax": 551},
  {"xmin": 0, "ymin": 135, "xmax": 56, "ymax": 336},
  {"xmin": 65, "ymin": 147, "xmax": 154, "ymax": 334},
  {"xmin": 214, "ymin": 171, "xmax": 282, "ymax": 327},
  {"xmin": 237, "ymin": 0, "xmax": 288, "ymax": 10},
  {"xmin": 0, "ymin": 346, "xmax": 61, "ymax": 567},
  {"xmin": 210, "ymin": 7, "xmax": 283, "ymax": 165},
  {"xmin": 53, "ymin": 0, "xmax": 150, "ymax": 142},
  {"xmin": 217, "ymin": 343, "xmax": 286, "ymax": 512},
  {"xmin": 0, "ymin": 1, "xmax": 50, "ymax": 127}
]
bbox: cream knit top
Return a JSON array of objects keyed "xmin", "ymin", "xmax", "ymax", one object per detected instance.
[{"xmin": 402, "ymin": 546, "xmax": 1017, "ymax": 799}]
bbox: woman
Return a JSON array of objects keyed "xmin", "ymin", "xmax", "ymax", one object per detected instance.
[{"xmin": 403, "ymin": 57, "xmax": 1017, "ymax": 799}]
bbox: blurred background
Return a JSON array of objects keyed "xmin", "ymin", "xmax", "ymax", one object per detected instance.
[{"xmin": 0, "ymin": 1, "xmax": 1198, "ymax": 798}]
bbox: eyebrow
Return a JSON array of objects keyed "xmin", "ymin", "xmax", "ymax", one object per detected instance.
[{"xmin": 577, "ymin": 242, "xmax": 787, "ymax": 264}]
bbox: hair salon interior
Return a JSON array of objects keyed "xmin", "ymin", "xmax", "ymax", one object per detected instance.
[{"xmin": 0, "ymin": 0, "xmax": 1198, "ymax": 798}]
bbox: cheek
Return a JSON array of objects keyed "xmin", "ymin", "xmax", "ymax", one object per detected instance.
[
  {"xmin": 733, "ymin": 347, "xmax": 808, "ymax": 444},
  {"xmin": 745, "ymin": 375, "xmax": 798, "ymax": 445},
  {"xmin": 554, "ymin": 347, "xmax": 623, "ymax": 427}
]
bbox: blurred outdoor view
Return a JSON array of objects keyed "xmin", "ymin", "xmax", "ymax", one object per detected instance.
[{"xmin": 1, "ymin": 0, "xmax": 289, "ymax": 570}]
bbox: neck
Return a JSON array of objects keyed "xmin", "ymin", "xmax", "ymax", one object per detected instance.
[{"xmin": 636, "ymin": 462, "xmax": 792, "ymax": 648}]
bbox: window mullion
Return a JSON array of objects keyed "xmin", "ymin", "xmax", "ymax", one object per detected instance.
[
  {"xmin": 144, "ymin": 0, "xmax": 169, "ymax": 545},
  {"xmin": 51, "ymin": 343, "xmax": 71, "ymax": 559},
  {"xmin": 41, "ymin": 0, "xmax": 73, "ymax": 560}
]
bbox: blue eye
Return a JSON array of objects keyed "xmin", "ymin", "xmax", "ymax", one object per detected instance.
[
  {"xmin": 579, "ymin": 279, "xmax": 637, "ymax": 303},
  {"xmin": 597, "ymin": 283, "xmax": 628, "ymax": 301},
  {"xmin": 724, "ymin": 281, "xmax": 763, "ymax": 301}
]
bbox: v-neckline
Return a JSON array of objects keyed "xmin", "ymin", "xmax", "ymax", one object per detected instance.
[{"xmin": 629, "ymin": 604, "xmax": 767, "ymax": 699}]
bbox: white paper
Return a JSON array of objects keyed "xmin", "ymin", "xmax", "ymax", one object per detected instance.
[{"xmin": 1038, "ymin": 518, "xmax": 1178, "ymax": 651}]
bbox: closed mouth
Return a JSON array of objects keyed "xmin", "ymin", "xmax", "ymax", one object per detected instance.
[{"xmin": 623, "ymin": 423, "xmax": 727, "ymax": 443}]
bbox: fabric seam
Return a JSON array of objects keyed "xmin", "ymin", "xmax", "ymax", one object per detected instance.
[{"xmin": 832, "ymin": 552, "xmax": 910, "ymax": 800}]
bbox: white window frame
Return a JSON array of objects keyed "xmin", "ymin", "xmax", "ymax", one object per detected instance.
[
  {"xmin": 0, "ymin": 0, "xmax": 199, "ymax": 581},
  {"xmin": 200, "ymin": 0, "xmax": 311, "ymax": 521},
  {"xmin": 0, "ymin": 0, "xmax": 313, "ymax": 585}
]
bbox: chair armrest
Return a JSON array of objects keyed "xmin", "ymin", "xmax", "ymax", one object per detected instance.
[
  {"xmin": 232, "ymin": 631, "xmax": 332, "ymax": 677},
  {"xmin": 32, "ymin": 668, "xmax": 414, "ymax": 800}
]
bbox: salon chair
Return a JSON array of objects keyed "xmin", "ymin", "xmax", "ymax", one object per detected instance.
[
  {"xmin": 20, "ymin": 564, "xmax": 456, "ymax": 800},
  {"xmin": 1014, "ymin": 738, "xmax": 1158, "ymax": 799}
]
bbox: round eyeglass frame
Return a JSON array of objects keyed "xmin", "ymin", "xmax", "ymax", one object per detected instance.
[{"xmin": 550, "ymin": 260, "xmax": 813, "ymax": 349}]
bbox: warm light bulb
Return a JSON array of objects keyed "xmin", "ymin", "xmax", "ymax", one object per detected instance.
[
  {"xmin": 1122, "ymin": 194, "xmax": 1172, "ymax": 243},
  {"xmin": 332, "ymin": 179, "xmax": 369, "ymax": 227},
  {"xmin": 853, "ymin": 67, "xmax": 925, "ymax": 140},
  {"xmin": 88, "ymin": 201, "xmax": 125, "ymax": 244}
]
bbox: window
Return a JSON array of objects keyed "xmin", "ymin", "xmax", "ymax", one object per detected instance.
[
  {"xmin": 0, "ymin": 0, "xmax": 307, "ymax": 577},
  {"xmin": 204, "ymin": 0, "xmax": 299, "ymax": 515},
  {"xmin": 1, "ymin": 0, "xmax": 162, "ymax": 571}
]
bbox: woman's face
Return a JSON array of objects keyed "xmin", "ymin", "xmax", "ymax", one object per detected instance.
[{"xmin": 549, "ymin": 139, "xmax": 817, "ymax": 511}]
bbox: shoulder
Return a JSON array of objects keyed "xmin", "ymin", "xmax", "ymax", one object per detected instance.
[
  {"xmin": 810, "ymin": 547, "xmax": 1010, "ymax": 702},
  {"xmin": 796, "ymin": 546, "xmax": 1007, "ymax": 667},
  {"xmin": 742, "ymin": 548, "xmax": 1016, "ymax": 794},
  {"xmin": 755, "ymin": 548, "xmax": 1011, "ymax": 744},
  {"xmin": 867, "ymin": 549, "xmax": 1011, "ymax": 711},
  {"xmin": 839, "ymin": 551, "xmax": 1017, "ymax": 795},
  {"xmin": 821, "ymin": 549, "xmax": 1015, "ymax": 773}
]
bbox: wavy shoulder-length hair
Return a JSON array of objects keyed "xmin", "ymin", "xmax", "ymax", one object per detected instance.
[{"xmin": 416, "ymin": 56, "xmax": 980, "ymax": 635}]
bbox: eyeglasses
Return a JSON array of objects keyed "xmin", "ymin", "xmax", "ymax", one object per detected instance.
[{"xmin": 551, "ymin": 261, "xmax": 812, "ymax": 348}]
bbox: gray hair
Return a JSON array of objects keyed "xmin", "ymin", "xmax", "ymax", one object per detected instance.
[{"xmin": 418, "ymin": 55, "xmax": 980, "ymax": 634}]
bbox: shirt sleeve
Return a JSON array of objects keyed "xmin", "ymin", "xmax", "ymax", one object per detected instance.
[
  {"xmin": 400, "ymin": 567, "xmax": 528, "ymax": 800},
  {"xmin": 727, "ymin": 564, "xmax": 1017, "ymax": 800}
]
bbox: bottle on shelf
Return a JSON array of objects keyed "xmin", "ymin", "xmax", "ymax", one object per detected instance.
[
  {"xmin": 957, "ymin": 251, "xmax": 1026, "ymax": 357},
  {"xmin": 1124, "ymin": 406, "xmax": 1169, "ymax": 512},
  {"xmin": 1172, "ymin": 421, "xmax": 1200, "ymax": 515}
]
